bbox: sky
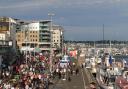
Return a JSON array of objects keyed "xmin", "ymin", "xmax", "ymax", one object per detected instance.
[{"xmin": 0, "ymin": 0, "xmax": 128, "ymax": 41}]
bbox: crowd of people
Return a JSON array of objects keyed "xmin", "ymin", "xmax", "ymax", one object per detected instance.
[
  {"xmin": 52, "ymin": 61, "xmax": 80, "ymax": 82},
  {"xmin": 0, "ymin": 51, "xmax": 80, "ymax": 89},
  {"xmin": 0, "ymin": 53, "xmax": 53, "ymax": 89},
  {"xmin": 0, "ymin": 52, "xmax": 95, "ymax": 89}
]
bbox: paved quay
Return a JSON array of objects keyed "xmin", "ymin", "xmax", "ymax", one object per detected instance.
[
  {"xmin": 49, "ymin": 55, "xmax": 91, "ymax": 89},
  {"xmin": 49, "ymin": 67, "xmax": 91, "ymax": 89}
]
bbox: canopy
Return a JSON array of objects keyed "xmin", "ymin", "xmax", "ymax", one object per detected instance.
[{"xmin": 34, "ymin": 47, "xmax": 41, "ymax": 53}]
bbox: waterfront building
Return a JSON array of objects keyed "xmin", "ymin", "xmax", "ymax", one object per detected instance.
[
  {"xmin": 0, "ymin": 17, "xmax": 17, "ymax": 66},
  {"xmin": 39, "ymin": 20, "xmax": 51, "ymax": 52},
  {"xmin": 16, "ymin": 21, "xmax": 39, "ymax": 52},
  {"xmin": 52, "ymin": 25, "xmax": 64, "ymax": 53},
  {"xmin": 0, "ymin": 17, "xmax": 17, "ymax": 53},
  {"xmin": 16, "ymin": 20, "xmax": 64, "ymax": 53}
]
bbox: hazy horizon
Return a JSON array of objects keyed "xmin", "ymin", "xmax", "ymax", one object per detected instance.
[{"xmin": 0, "ymin": 0, "xmax": 128, "ymax": 41}]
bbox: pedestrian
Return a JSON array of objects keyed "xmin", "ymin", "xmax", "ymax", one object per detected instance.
[
  {"xmin": 68, "ymin": 76, "xmax": 71, "ymax": 82},
  {"xmin": 58, "ymin": 71, "xmax": 61, "ymax": 79},
  {"xmin": 70, "ymin": 69, "xmax": 73, "ymax": 75},
  {"xmin": 56, "ymin": 68, "xmax": 59, "ymax": 77},
  {"xmin": 81, "ymin": 63, "xmax": 83, "ymax": 68},
  {"xmin": 75, "ymin": 68, "xmax": 79, "ymax": 75}
]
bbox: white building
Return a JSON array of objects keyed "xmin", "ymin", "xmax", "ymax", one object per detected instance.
[
  {"xmin": 0, "ymin": 17, "xmax": 17, "ymax": 51},
  {"xmin": 52, "ymin": 25, "xmax": 64, "ymax": 50},
  {"xmin": 16, "ymin": 20, "xmax": 64, "ymax": 53}
]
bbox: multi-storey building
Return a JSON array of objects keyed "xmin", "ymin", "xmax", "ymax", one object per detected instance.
[
  {"xmin": 39, "ymin": 21, "xmax": 51, "ymax": 51},
  {"xmin": 16, "ymin": 21, "xmax": 39, "ymax": 52},
  {"xmin": 52, "ymin": 25, "xmax": 64, "ymax": 52},
  {"xmin": 16, "ymin": 19, "xmax": 64, "ymax": 54},
  {"xmin": 0, "ymin": 17, "xmax": 17, "ymax": 53},
  {"xmin": 0, "ymin": 17, "xmax": 17, "ymax": 66},
  {"xmin": 16, "ymin": 20, "xmax": 51, "ymax": 53}
]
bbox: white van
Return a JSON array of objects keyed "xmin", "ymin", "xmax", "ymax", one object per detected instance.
[{"xmin": 59, "ymin": 55, "xmax": 70, "ymax": 68}]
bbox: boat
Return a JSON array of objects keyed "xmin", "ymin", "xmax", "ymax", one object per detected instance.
[
  {"xmin": 115, "ymin": 56, "xmax": 128, "ymax": 89},
  {"xmin": 96, "ymin": 53, "xmax": 120, "ymax": 89},
  {"xmin": 115, "ymin": 69, "xmax": 128, "ymax": 89},
  {"xmin": 90, "ymin": 57, "xmax": 97, "ymax": 78}
]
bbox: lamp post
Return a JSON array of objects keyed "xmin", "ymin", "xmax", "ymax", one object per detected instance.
[
  {"xmin": 24, "ymin": 24, "xmax": 29, "ymax": 64},
  {"xmin": 61, "ymin": 30, "xmax": 64, "ymax": 56},
  {"xmin": 48, "ymin": 13, "xmax": 55, "ymax": 73},
  {"xmin": 25, "ymin": 26, "xmax": 28, "ymax": 64}
]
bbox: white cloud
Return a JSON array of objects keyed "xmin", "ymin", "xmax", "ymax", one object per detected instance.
[
  {"xmin": 0, "ymin": 0, "xmax": 56, "ymax": 9},
  {"xmin": 0, "ymin": 0, "xmax": 125, "ymax": 10}
]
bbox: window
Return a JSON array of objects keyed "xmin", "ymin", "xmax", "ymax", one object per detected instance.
[
  {"xmin": 18, "ymin": 39, "xmax": 20, "ymax": 41},
  {"xmin": 18, "ymin": 35, "xmax": 20, "ymax": 37}
]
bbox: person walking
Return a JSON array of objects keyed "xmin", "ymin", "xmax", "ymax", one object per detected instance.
[{"xmin": 75, "ymin": 67, "xmax": 79, "ymax": 75}]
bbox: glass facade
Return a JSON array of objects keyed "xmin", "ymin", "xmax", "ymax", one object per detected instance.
[{"xmin": 38, "ymin": 21, "xmax": 51, "ymax": 50}]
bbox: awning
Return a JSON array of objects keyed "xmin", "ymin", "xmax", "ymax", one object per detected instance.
[{"xmin": 34, "ymin": 47, "xmax": 41, "ymax": 53}]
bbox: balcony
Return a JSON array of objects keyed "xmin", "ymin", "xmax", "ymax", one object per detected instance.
[
  {"xmin": 39, "ymin": 42, "xmax": 50, "ymax": 44},
  {"xmin": 39, "ymin": 33, "xmax": 50, "ymax": 36},
  {"xmin": 40, "ymin": 25, "xmax": 47, "ymax": 28},
  {"xmin": 40, "ymin": 29, "xmax": 50, "ymax": 32},
  {"xmin": 41, "ymin": 37, "xmax": 50, "ymax": 40},
  {"xmin": 0, "ymin": 40, "xmax": 12, "ymax": 47},
  {"xmin": 39, "ymin": 39, "xmax": 50, "ymax": 42}
]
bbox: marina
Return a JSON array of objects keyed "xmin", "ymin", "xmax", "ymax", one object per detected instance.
[{"xmin": 0, "ymin": 1, "xmax": 128, "ymax": 88}]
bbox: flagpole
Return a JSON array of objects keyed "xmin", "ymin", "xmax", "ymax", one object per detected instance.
[{"xmin": 48, "ymin": 13, "xmax": 55, "ymax": 73}]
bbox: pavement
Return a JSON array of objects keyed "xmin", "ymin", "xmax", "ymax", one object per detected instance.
[
  {"xmin": 49, "ymin": 54, "xmax": 99, "ymax": 89},
  {"xmin": 49, "ymin": 67, "xmax": 91, "ymax": 89}
]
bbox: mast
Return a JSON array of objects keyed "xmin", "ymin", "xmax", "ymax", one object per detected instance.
[{"xmin": 102, "ymin": 24, "xmax": 104, "ymax": 49}]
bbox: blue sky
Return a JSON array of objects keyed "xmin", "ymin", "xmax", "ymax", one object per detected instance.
[{"xmin": 0, "ymin": 0, "xmax": 128, "ymax": 41}]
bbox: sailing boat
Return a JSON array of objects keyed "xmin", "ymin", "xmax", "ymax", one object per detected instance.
[{"xmin": 96, "ymin": 31, "xmax": 117, "ymax": 89}]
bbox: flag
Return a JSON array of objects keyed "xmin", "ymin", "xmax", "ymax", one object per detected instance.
[
  {"xmin": 109, "ymin": 55, "xmax": 112, "ymax": 65},
  {"xmin": 122, "ymin": 59, "xmax": 126, "ymax": 67}
]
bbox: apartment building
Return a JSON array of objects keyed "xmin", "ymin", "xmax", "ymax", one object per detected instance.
[
  {"xmin": 16, "ymin": 20, "xmax": 51, "ymax": 53},
  {"xmin": 39, "ymin": 21, "xmax": 51, "ymax": 51},
  {"xmin": 16, "ymin": 21, "xmax": 39, "ymax": 52},
  {"xmin": 16, "ymin": 19, "xmax": 64, "ymax": 53},
  {"xmin": 52, "ymin": 25, "xmax": 64, "ymax": 51},
  {"xmin": 0, "ymin": 17, "xmax": 17, "ymax": 53},
  {"xmin": 0, "ymin": 17, "xmax": 17, "ymax": 66}
]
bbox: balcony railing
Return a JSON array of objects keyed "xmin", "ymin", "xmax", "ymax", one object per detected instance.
[{"xmin": 0, "ymin": 40, "xmax": 12, "ymax": 46}]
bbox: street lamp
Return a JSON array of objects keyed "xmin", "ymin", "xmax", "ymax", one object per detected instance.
[
  {"xmin": 23, "ymin": 23, "xmax": 29, "ymax": 64},
  {"xmin": 48, "ymin": 13, "xmax": 55, "ymax": 73},
  {"xmin": 25, "ymin": 26, "xmax": 28, "ymax": 64}
]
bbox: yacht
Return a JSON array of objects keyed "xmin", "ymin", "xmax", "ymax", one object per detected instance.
[
  {"xmin": 115, "ymin": 56, "xmax": 128, "ymax": 89},
  {"xmin": 96, "ymin": 54, "xmax": 121, "ymax": 89},
  {"xmin": 115, "ymin": 69, "xmax": 128, "ymax": 89}
]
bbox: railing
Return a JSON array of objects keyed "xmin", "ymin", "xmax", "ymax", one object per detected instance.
[{"xmin": 87, "ymin": 68, "xmax": 100, "ymax": 89}]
